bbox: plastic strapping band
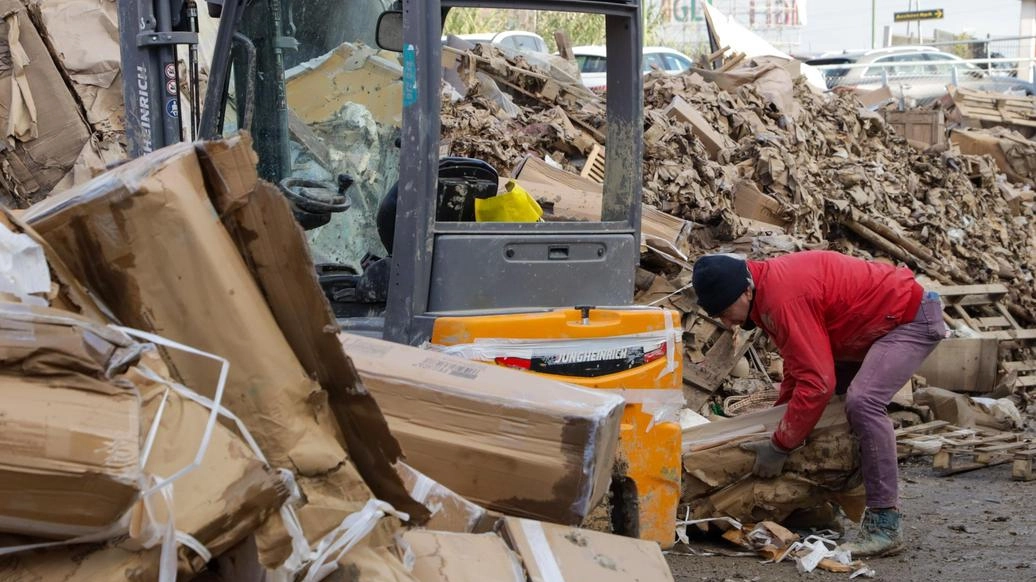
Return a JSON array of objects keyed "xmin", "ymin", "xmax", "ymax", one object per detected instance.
[
  {"xmin": 519, "ymin": 519, "xmax": 566, "ymax": 582},
  {"xmin": 301, "ymin": 499, "xmax": 410, "ymax": 582},
  {"xmin": 658, "ymin": 308, "xmax": 678, "ymax": 380},
  {"xmin": 113, "ymin": 326, "xmax": 228, "ymax": 497},
  {"xmin": 0, "ymin": 325, "xmax": 233, "ymax": 582},
  {"xmin": 410, "ymin": 472, "xmax": 435, "ymax": 504}
]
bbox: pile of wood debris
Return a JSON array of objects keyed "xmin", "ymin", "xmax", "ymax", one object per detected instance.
[{"xmin": 440, "ymin": 44, "xmax": 1036, "ymax": 324}]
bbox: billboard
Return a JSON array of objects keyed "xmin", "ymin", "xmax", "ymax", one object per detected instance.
[{"xmin": 656, "ymin": 0, "xmax": 807, "ymax": 27}]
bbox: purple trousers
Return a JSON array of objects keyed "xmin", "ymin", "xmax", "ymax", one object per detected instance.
[{"xmin": 838, "ymin": 291, "xmax": 946, "ymax": 509}]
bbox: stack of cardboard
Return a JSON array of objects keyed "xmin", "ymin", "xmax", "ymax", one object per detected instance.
[
  {"xmin": 0, "ymin": 132, "xmax": 663, "ymax": 580},
  {"xmin": 0, "ymin": 220, "xmax": 288, "ymax": 577}
]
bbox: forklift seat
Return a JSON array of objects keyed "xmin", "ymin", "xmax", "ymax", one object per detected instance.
[{"xmin": 377, "ymin": 157, "xmax": 498, "ymax": 255}]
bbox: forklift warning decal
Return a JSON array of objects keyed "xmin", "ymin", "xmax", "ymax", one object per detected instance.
[
  {"xmin": 403, "ymin": 44, "xmax": 417, "ymax": 107},
  {"xmin": 427, "ymin": 329, "xmax": 680, "ymax": 379}
]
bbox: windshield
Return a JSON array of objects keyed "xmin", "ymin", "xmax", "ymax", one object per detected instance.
[{"xmin": 221, "ymin": 0, "xmax": 401, "ymax": 272}]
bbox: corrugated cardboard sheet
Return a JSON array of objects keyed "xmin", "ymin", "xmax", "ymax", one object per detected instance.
[
  {"xmin": 0, "ymin": 303, "xmax": 140, "ymax": 538},
  {"xmin": 395, "ymin": 463, "xmax": 488, "ymax": 534},
  {"xmin": 0, "ymin": 0, "xmax": 91, "ymax": 205},
  {"xmin": 339, "ymin": 332, "xmax": 625, "ymax": 525},
  {"xmin": 195, "ymin": 134, "xmax": 426, "ymax": 523},
  {"xmin": 500, "ymin": 517, "xmax": 675, "ymax": 582},
  {"xmin": 397, "ymin": 530, "xmax": 525, "ymax": 582}
]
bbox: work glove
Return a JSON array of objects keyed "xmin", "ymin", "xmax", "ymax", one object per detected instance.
[{"xmin": 740, "ymin": 438, "xmax": 790, "ymax": 478}]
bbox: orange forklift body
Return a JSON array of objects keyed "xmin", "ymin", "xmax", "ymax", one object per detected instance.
[{"xmin": 430, "ymin": 306, "xmax": 682, "ymax": 547}]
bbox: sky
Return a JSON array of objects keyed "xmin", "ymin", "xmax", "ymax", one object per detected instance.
[{"xmin": 799, "ymin": 0, "xmax": 1027, "ymax": 54}]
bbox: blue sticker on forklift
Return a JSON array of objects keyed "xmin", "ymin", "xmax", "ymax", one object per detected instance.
[
  {"xmin": 403, "ymin": 44, "xmax": 417, "ymax": 107},
  {"xmin": 166, "ymin": 98, "xmax": 179, "ymax": 118}
]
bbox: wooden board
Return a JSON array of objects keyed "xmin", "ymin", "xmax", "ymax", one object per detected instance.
[
  {"xmin": 884, "ymin": 110, "xmax": 946, "ymax": 147},
  {"xmin": 916, "ymin": 336, "xmax": 1000, "ymax": 393}
]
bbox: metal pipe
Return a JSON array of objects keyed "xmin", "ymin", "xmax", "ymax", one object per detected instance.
[{"xmin": 187, "ymin": 0, "xmax": 200, "ymax": 139}]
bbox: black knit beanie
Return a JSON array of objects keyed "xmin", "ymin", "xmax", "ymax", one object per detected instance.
[{"xmin": 692, "ymin": 254, "xmax": 751, "ymax": 316}]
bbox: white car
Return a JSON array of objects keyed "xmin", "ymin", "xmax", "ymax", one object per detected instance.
[
  {"xmin": 573, "ymin": 45, "xmax": 694, "ymax": 91},
  {"xmin": 452, "ymin": 30, "xmax": 549, "ymax": 55}
]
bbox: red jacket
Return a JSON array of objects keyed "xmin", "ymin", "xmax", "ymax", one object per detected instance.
[{"xmin": 746, "ymin": 251, "xmax": 923, "ymax": 450}]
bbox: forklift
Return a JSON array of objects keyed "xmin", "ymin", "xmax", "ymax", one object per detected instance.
[{"xmin": 118, "ymin": 0, "xmax": 684, "ymax": 547}]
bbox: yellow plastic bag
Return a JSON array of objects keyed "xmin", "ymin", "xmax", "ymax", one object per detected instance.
[{"xmin": 474, "ymin": 180, "xmax": 543, "ymax": 223}]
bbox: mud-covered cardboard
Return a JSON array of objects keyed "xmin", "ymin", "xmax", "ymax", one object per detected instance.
[
  {"xmin": 339, "ymin": 332, "xmax": 625, "ymax": 525},
  {"xmin": 499, "ymin": 517, "xmax": 675, "ymax": 582},
  {"xmin": 395, "ymin": 462, "xmax": 489, "ymax": 533},
  {"xmin": 20, "ymin": 141, "xmax": 389, "ymax": 567},
  {"xmin": 0, "ymin": 304, "xmax": 141, "ymax": 539},
  {"xmin": 126, "ymin": 363, "xmax": 288, "ymax": 573},
  {"xmin": 396, "ymin": 530, "xmax": 525, "ymax": 582}
]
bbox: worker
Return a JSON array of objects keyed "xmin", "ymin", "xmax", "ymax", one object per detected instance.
[{"xmin": 691, "ymin": 250, "xmax": 946, "ymax": 557}]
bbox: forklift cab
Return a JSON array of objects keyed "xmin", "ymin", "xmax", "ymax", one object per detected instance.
[{"xmin": 189, "ymin": 0, "xmax": 647, "ymax": 345}]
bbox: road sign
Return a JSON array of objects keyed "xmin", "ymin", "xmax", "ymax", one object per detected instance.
[{"xmin": 893, "ymin": 8, "xmax": 944, "ymax": 22}]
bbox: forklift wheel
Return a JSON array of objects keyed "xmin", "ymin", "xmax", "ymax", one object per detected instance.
[{"xmin": 609, "ymin": 475, "xmax": 640, "ymax": 539}]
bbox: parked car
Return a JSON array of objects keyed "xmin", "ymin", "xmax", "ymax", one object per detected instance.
[
  {"xmin": 572, "ymin": 45, "xmax": 694, "ymax": 91},
  {"xmin": 452, "ymin": 30, "xmax": 549, "ymax": 55},
  {"xmin": 805, "ymin": 46, "xmax": 1036, "ymax": 102}
]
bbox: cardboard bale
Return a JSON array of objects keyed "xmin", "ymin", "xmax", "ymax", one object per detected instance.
[
  {"xmin": 21, "ymin": 141, "xmax": 393, "ymax": 568},
  {"xmin": 126, "ymin": 365, "xmax": 288, "ymax": 573},
  {"xmin": 0, "ymin": 0, "xmax": 92, "ymax": 206},
  {"xmin": 681, "ymin": 397, "xmax": 863, "ymax": 523},
  {"xmin": 0, "ymin": 304, "xmax": 141, "ymax": 539},
  {"xmin": 23, "ymin": 143, "xmax": 346, "ymax": 475},
  {"xmin": 396, "ymin": 530, "xmax": 525, "ymax": 582},
  {"xmin": 0, "ymin": 544, "xmax": 161, "ymax": 582},
  {"xmin": 26, "ymin": 0, "xmax": 124, "ymax": 135},
  {"xmin": 396, "ymin": 463, "xmax": 489, "ymax": 534},
  {"xmin": 499, "ymin": 517, "xmax": 675, "ymax": 582},
  {"xmin": 339, "ymin": 332, "xmax": 625, "ymax": 525}
]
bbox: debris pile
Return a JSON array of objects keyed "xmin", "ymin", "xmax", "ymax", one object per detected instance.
[{"xmin": 441, "ymin": 45, "xmax": 1035, "ymax": 324}]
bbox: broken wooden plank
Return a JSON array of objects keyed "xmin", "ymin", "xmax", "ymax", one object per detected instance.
[
  {"xmin": 894, "ymin": 420, "xmax": 950, "ymax": 436},
  {"xmin": 580, "ymin": 143, "xmax": 606, "ymax": 184},
  {"xmin": 288, "ymin": 111, "xmax": 332, "ymax": 169}
]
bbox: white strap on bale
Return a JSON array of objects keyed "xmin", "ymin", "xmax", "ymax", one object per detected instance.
[
  {"xmin": 0, "ymin": 326, "xmax": 236, "ymax": 581},
  {"xmin": 269, "ymin": 493, "xmax": 408, "ymax": 582},
  {"xmin": 518, "ymin": 518, "xmax": 566, "ymax": 582}
]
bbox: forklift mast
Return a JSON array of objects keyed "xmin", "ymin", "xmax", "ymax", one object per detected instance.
[{"xmin": 117, "ymin": 0, "xmax": 204, "ymax": 156}]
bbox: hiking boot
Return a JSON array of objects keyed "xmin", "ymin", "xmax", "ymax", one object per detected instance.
[{"xmin": 839, "ymin": 508, "xmax": 904, "ymax": 558}]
